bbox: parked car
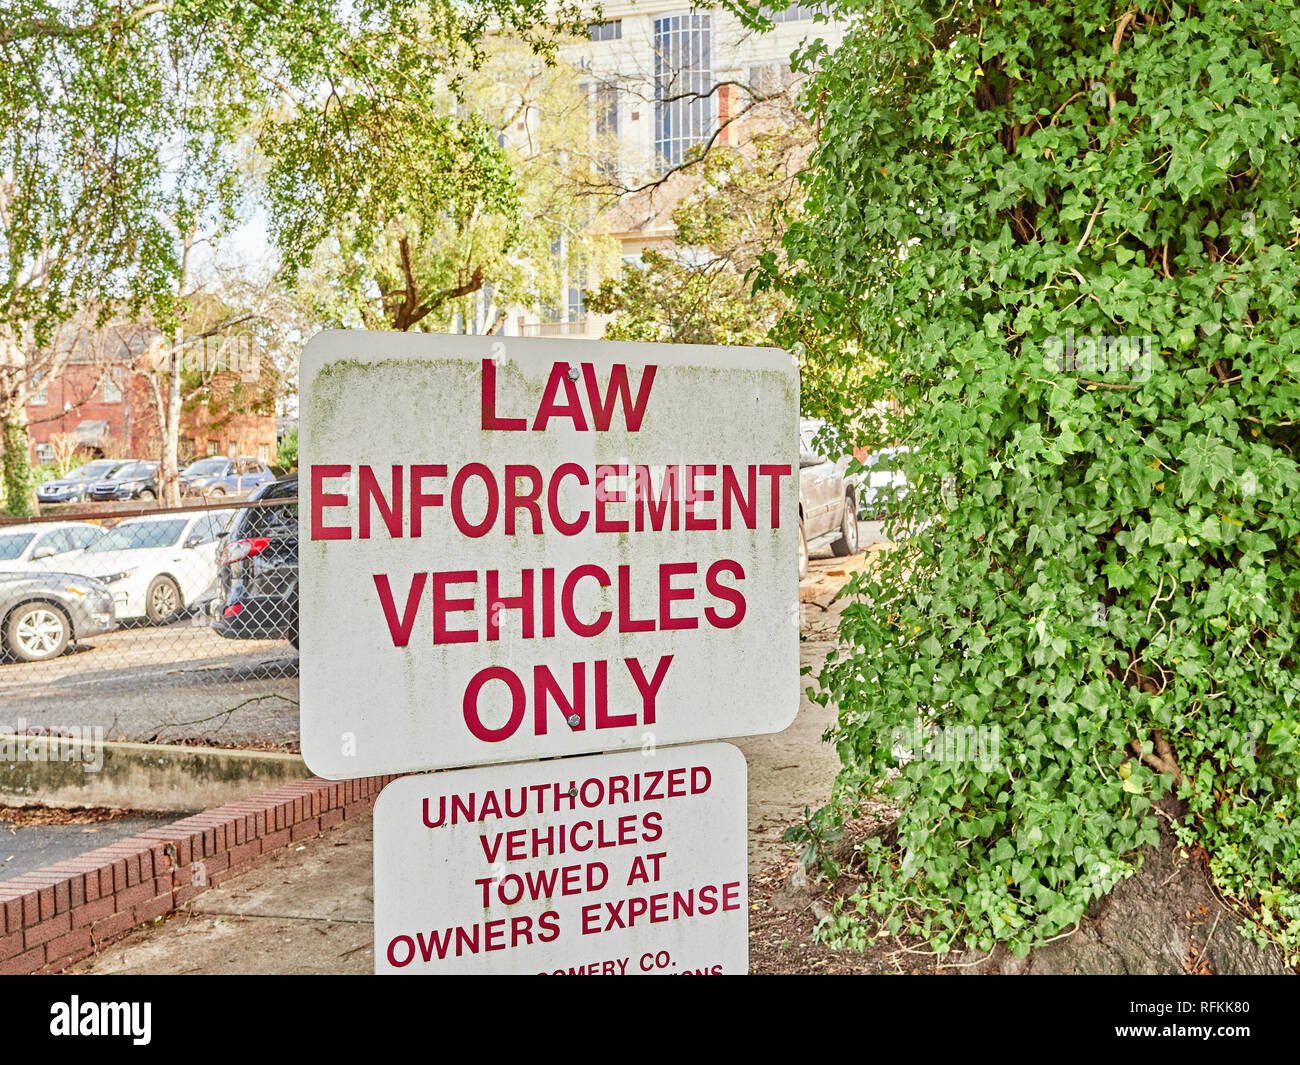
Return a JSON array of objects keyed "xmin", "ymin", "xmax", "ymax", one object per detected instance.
[
  {"xmin": 859, "ymin": 446, "xmax": 912, "ymax": 519},
  {"xmin": 0, "ymin": 522, "xmax": 104, "ymax": 573},
  {"xmin": 0, "ymin": 571, "xmax": 116, "ymax": 662},
  {"xmin": 68, "ymin": 510, "xmax": 233, "ymax": 622},
  {"xmin": 180, "ymin": 456, "xmax": 275, "ymax": 499},
  {"xmin": 36, "ymin": 459, "xmax": 131, "ymax": 505},
  {"xmin": 86, "ymin": 460, "xmax": 160, "ymax": 501},
  {"xmin": 214, "ymin": 475, "xmax": 298, "ymax": 647},
  {"xmin": 798, "ymin": 418, "xmax": 861, "ymax": 580}
]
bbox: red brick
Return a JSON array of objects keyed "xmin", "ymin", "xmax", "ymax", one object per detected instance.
[
  {"xmin": 6, "ymin": 881, "xmax": 56, "ymax": 921},
  {"xmin": 0, "ymin": 945, "xmax": 45, "ymax": 975},
  {"xmin": 115, "ymin": 882, "xmax": 154, "ymax": 909},
  {"xmin": 205, "ymin": 851, "xmax": 231, "ymax": 873},
  {"xmin": 133, "ymin": 895, "xmax": 171, "ymax": 925},
  {"xmin": 25, "ymin": 912, "xmax": 71, "ymax": 949},
  {"xmin": 291, "ymin": 819, "xmax": 320, "ymax": 842},
  {"xmin": 260, "ymin": 828, "xmax": 291, "ymax": 852},
  {"xmin": 172, "ymin": 884, "xmax": 203, "ymax": 906},
  {"xmin": 67, "ymin": 875, "xmax": 85, "ymax": 910},
  {"xmin": 20, "ymin": 888, "xmax": 40, "ymax": 926},
  {"xmin": 0, "ymin": 896, "xmax": 22, "ymax": 934},
  {"xmin": 0, "ymin": 930, "xmax": 25, "ymax": 963},
  {"xmin": 72, "ymin": 896, "xmax": 116, "ymax": 929},
  {"xmin": 89, "ymin": 910, "xmax": 137, "ymax": 944},
  {"xmin": 44, "ymin": 927, "xmax": 92, "ymax": 965},
  {"xmin": 228, "ymin": 841, "xmax": 260, "ymax": 867},
  {"xmin": 320, "ymin": 808, "xmax": 344, "ymax": 830}
]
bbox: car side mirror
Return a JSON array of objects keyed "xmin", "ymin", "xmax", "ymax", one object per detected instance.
[
  {"xmin": 799, "ymin": 452, "xmax": 825, "ymax": 469},
  {"xmin": 185, "ymin": 535, "xmax": 204, "ymax": 549},
  {"xmin": 32, "ymin": 545, "xmax": 55, "ymax": 560}
]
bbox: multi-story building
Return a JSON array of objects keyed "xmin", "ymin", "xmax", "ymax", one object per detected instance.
[
  {"xmin": 24, "ymin": 328, "xmax": 278, "ymax": 467},
  {"xmin": 513, "ymin": 2, "xmax": 850, "ymax": 338}
]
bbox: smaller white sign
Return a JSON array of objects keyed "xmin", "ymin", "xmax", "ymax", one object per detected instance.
[{"xmin": 374, "ymin": 743, "xmax": 748, "ymax": 975}]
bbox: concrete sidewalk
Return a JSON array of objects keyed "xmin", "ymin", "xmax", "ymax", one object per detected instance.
[
  {"xmin": 64, "ymin": 544, "xmax": 877, "ymax": 975},
  {"xmin": 71, "ymin": 812, "xmax": 376, "ymax": 974}
]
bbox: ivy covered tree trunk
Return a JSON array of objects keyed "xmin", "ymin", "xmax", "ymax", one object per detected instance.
[
  {"xmin": 2, "ymin": 413, "xmax": 37, "ymax": 518},
  {"xmin": 778, "ymin": 0, "xmax": 1300, "ymax": 967}
]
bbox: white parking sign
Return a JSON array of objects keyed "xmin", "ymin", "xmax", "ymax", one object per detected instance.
[{"xmin": 299, "ymin": 331, "xmax": 799, "ymax": 777}]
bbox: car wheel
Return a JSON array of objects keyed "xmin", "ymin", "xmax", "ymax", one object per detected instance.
[
  {"xmin": 6, "ymin": 602, "xmax": 70, "ymax": 662},
  {"xmin": 207, "ymin": 486, "xmax": 226, "ymax": 498},
  {"xmin": 831, "ymin": 493, "xmax": 860, "ymax": 556},
  {"xmin": 140, "ymin": 488, "xmax": 155, "ymax": 500},
  {"xmin": 798, "ymin": 521, "xmax": 808, "ymax": 581},
  {"xmin": 146, "ymin": 576, "xmax": 183, "ymax": 624}
]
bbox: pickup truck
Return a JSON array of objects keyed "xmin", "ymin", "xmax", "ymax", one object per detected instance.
[{"xmin": 798, "ymin": 418, "xmax": 861, "ymax": 579}]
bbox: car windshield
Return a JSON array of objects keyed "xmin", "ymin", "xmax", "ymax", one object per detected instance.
[
  {"xmin": 110, "ymin": 462, "xmax": 154, "ymax": 480},
  {"xmin": 0, "ymin": 532, "xmax": 35, "ymax": 560},
  {"xmin": 237, "ymin": 481, "xmax": 299, "ymax": 537},
  {"xmin": 183, "ymin": 459, "xmax": 227, "ymax": 476},
  {"xmin": 80, "ymin": 460, "xmax": 125, "ymax": 479},
  {"xmin": 84, "ymin": 520, "xmax": 186, "ymax": 552}
]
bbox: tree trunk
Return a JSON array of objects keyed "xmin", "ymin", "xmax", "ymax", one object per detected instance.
[
  {"xmin": 159, "ymin": 335, "xmax": 181, "ymax": 506},
  {"xmin": 157, "ymin": 229, "xmax": 193, "ymax": 508}
]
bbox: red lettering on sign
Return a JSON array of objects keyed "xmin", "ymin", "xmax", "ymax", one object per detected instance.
[
  {"xmin": 410, "ymin": 464, "xmax": 446, "ymax": 537},
  {"xmin": 533, "ymin": 363, "xmax": 589, "ymax": 431},
  {"xmin": 463, "ymin": 666, "xmax": 526, "ymax": 741},
  {"xmin": 432, "ymin": 571, "xmax": 478, "ymax": 644},
  {"xmin": 359, "ymin": 465, "xmax": 402, "ymax": 538},
  {"xmin": 581, "ymin": 363, "xmax": 656, "ymax": 431},
  {"xmin": 480, "ymin": 358, "xmax": 527, "ymax": 431},
  {"xmin": 373, "ymin": 572, "xmax": 427, "ymax": 647},
  {"xmin": 310, "ymin": 465, "xmax": 351, "ymax": 540},
  {"xmin": 704, "ymin": 560, "xmax": 746, "ymax": 629}
]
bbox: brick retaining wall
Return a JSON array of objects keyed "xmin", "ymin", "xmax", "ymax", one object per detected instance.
[{"xmin": 0, "ymin": 774, "xmax": 395, "ymax": 974}]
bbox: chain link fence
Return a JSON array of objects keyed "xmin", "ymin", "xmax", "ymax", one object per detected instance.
[{"xmin": 0, "ymin": 484, "xmax": 300, "ymax": 748}]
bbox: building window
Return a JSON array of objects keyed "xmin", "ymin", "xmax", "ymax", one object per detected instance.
[
  {"xmin": 30, "ymin": 372, "xmax": 47, "ymax": 405},
  {"xmin": 747, "ymin": 62, "xmax": 798, "ymax": 99},
  {"xmin": 595, "ymin": 81, "xmax": 620, "ymax": 176},
  {"xmin": 258, "ymin": 444, "xmax": 269, "ymax": 462},
  {"xmin": 207, "ymin": 440, "xmax": 220, "ymax": 456},
  {"xmin": 588, "ymin": 19, "xmax": 622, "ymax": 41},
  {"xmin": 100, "ymin": 370, "xmax": 122, "ymax": 403},
  {"xmin": 768, "ymin": 2, "xmax": 827, "ymax": 22},
  {"xmin": 35, "ymin": 442, "xmax": 54, "ymax": 465},
  {"xmin": 654, "ymin": 13, "xmax": 715, "ymax": 169},
  {"xmin": 596, "ymin": 82, "xmax": 619, "ymax": 139}
]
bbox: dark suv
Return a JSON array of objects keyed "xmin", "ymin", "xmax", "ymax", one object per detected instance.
[
  {"xmin": 214, "ymin": 475, "xmax": 298, "ymax": 647},
  {"xmin": 87, "ymin": 460, "xmax": 159, "ymax": 501}
]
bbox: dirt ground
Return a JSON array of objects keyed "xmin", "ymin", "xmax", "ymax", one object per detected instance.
[{"xmin": 740, "ymin": 537, "xmax": 946, "ymax": 975}]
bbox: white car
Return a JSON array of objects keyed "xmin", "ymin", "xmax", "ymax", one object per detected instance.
[
  {"xmin": 0, "ymin": 522, "xmax": 104, "ymax": 573},
  {"xmin": 68, "ymin": 511, "xmax": 233, "ymax": 622}
]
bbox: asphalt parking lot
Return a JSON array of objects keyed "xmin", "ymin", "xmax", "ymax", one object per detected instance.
[
  {"xmin": 0, "ymin": 619, "xmax": 299, "ymax": 745},
  {"xmin": 0, "ymin": 521, "xmax": 889, "ymax": 749}
]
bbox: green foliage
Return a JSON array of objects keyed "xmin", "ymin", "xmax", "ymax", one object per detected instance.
[
  {"xmin": 1, "ymin": 419, "xmax": 35, "ymax": 518},
  {"xmin": 775, "ymin": 0, "xmax": 1300, "ymax": 962},
  {"xmin": 0, "ymin": 1, "xmax": 581, "ymax": 413},
  {"xmin": 261, "ymin": 22, "xmax": 596, "ymax": 332},
  {"xmin": 589, "ymin": 117, "xmax": 871, "ymax": 414},
  {"xmin": 276, "ymin": 425, "xmax": 299, "ymax": 470}
]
